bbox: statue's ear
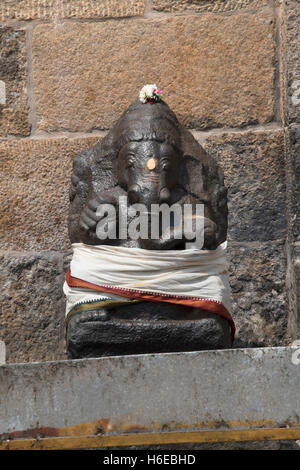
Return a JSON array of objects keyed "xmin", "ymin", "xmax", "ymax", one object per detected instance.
[
  {"xmin": 180, "ymin": 128, "xmax": 208, "ymax": 198},
  {"xmin": 180, "ymin": 127, "xmax": 228, "ymax": 244},
  {"xmin": 91, "ymin": 131, "xmax": 118, "ymax": 191}
]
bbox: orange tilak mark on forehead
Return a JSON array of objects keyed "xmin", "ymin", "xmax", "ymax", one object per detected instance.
[{"xmin": 146, "ymin": 158, "xmax": 157, "ymax": 170}]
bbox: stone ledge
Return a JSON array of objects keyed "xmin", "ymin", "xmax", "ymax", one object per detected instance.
[{"xmin": 0, "ymin": 347, "xmax": 299, "ymax": 449}]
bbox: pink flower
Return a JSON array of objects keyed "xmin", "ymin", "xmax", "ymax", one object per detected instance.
[{"xmin": 139, "ymin": 84, "xmax": 163, "ymax": 104}]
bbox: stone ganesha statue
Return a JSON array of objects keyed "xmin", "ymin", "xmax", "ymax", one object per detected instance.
[{"xmin": 64, "ymin": 86, "xmax": 234, "ymax": 358}]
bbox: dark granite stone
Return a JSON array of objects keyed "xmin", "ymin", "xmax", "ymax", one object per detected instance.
[
  {"xmin": 228, "ymin": 241, "xmax": 288, "ymax": 348},
  {"xmin": 204, "ymin": 130, "xmax": 287, "ymax": 242},
  {"xmin": 0, "ymin": 251, "xmax": 66, "ymax": 363},
  {"xmin": 290, "ymin": 126, "xmax": 300, "ymax": 241},
  {"xmin": 66, "ymin": 98, "xmax": 231, "ymax": 358}
]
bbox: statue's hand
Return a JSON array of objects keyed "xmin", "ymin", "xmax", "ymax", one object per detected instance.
[
  {"xmin": 79, "ymin": 197, "xmax": 103, "ymax": 234},
  {"xmin": 79, "ymin": 187, "xmax": 125, "ymax": 239},
  {"xmin": 202, "ymin": 218, "xmax": 218, "ymax": 250},
  {"xmin": 180, "ymin": 216, "xmax": 218, "ymax": 250},
  {"xmin": 139, "ymin": 216, "xmax": 218, "ymax": 250}
]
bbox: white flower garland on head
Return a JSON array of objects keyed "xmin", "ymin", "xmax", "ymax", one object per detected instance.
[{"xmin": 139, "ymin": 84, "xmax": 162, "ymax": 104}]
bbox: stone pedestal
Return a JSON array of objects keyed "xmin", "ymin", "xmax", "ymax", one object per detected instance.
[{"xmin": 1, "ymin": 347, "xmax": 299, "ymax": 450}]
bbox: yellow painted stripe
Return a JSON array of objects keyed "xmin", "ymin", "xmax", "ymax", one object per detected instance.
[{"xmin": 1, "ymin": 427, "xmax": 300, "ymax": 450}]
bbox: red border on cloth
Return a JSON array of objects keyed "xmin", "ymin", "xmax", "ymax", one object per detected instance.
[{"xmin": 66, "ymin": 269, "xmax": 235, "ymax": 344}]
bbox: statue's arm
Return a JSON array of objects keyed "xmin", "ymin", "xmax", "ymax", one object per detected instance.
[
  {"xmin": 179, "ymin": 130, "xmax": 228, "ymax": 249},
  {"xmin": 68, "ymin": 149, "xmax": 127, "ymax": 244},
  {"xmin": 185, "ymin": 164, "xmax": 228, "ymax": 249},
  {"xmin": 68, "ymin": 149, "xmax": 92, "ymax": 243},
  {"xmin": 207, "ymin": 161, "xmax": 228, "ymax": 247},
  {"xmin": 179, "ymin": 156, "xmax": 228, "ymax": 249}
]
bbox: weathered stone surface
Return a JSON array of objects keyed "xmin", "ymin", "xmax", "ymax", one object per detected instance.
[
  {"xmin": 32, "ymin": 12, "xmax": 276, "ymax": 132},
  {"xmin": 1, "ymin": 347, "xmax": 299, "ymax": 443},
  {"xmin": 0, "ymin": 136, "xmax": 98, "ymax": 251},
  {"xmin": 290, "ymin": 126, "xmax": 300, "ymax": 241},
  {"xmin": 0, "ymin": 245, "xmax": 291, "ymax": 361},
  {"xmin": 0, "ymin": 251, "xmax": 68, "ymax": 363},
  {"xmin": 0, "ymin": 0, "xmax": 146, "ymax": 21},
  {"xmin": 203, "ymin": 130, "xmax": 286, "ymax": 242},
  {"xmin": 0, "ymin": 27, "xmax": 30, "ymax": 136},
  {"xmin": 227, "ymin": 241, "xmax": 288, "ymax": 348},
  {"xmin": 286, "ymin": 0, "xmax": 300, "ymax": 124},
  {"xmin": 296, "ymin": 258, "xmax": 300, "ymax": 332},
  {"xmin": 291, "ymin": 125, "xmax": 300, "ymax": 333},
  {"xmin": 152, "ymin": 0, "xmax": 268, "ymax": 13}
]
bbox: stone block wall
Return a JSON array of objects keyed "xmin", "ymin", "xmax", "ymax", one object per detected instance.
[{"xmin": 0, "ymin": 0, "xmax": 299, "ymax": 363}]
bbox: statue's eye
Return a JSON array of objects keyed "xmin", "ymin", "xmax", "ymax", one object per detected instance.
[
  {"xmin": 126, "ymin": 158, "xmax": 135, "ymax": 169},
  {"xmin": 161, "ymin": 159, "xmax": 170, "ymax": 171}
]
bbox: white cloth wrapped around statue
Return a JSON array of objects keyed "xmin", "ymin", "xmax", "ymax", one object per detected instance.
[{"xmin": 64, "ymin": 242, "xmax": 235, "ymax": 343}]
